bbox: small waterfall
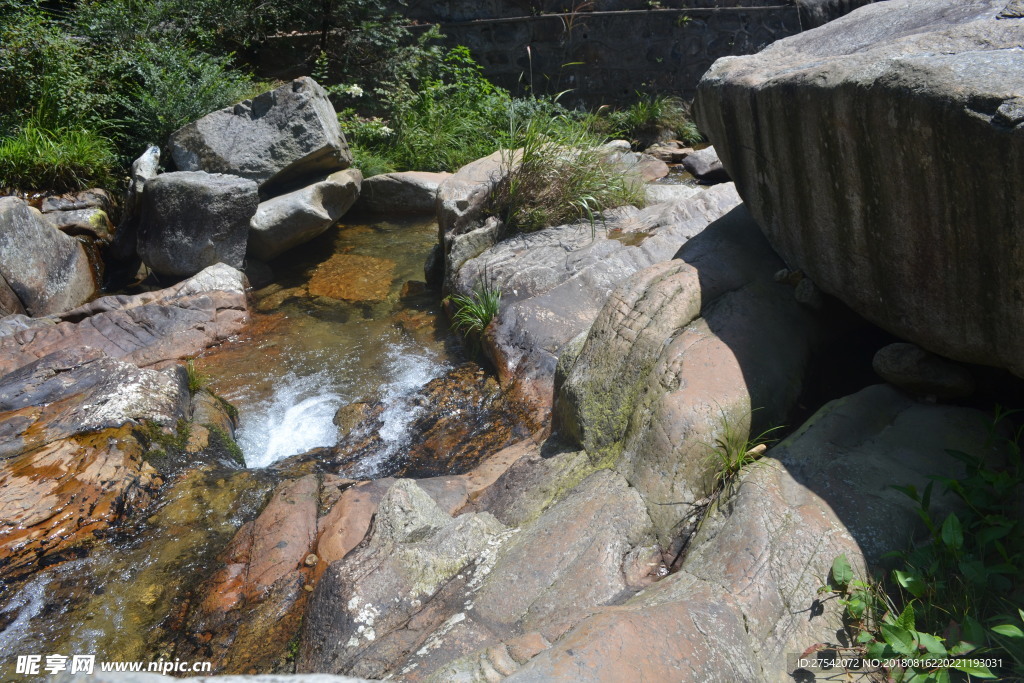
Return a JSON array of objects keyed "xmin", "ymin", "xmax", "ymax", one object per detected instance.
[
  {"xmin": 236, "ymin": 371, "xmax": 345, "ymax": 468},
  {"xmin": 234, "ymin": 341, "xmax": 447, "ymax": 469},
  {"xmin": 349, "ymin": 345, "xmax": 446, "ymax": 478}
]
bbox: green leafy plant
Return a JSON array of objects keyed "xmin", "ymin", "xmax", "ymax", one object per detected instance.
[
  {"xmin": 185, "ymin": 359, "xmax": 211, "ymax": 394},
  {"xmin": 818, "ymin": 409, "xmax": 1024, "ymax": 681},
  {"xmin": 707, "ymin": 411, "xmax": 782, "ymax": 495},
  {"xmin": 594, "ymin": 93, "xmax": 703, "ymax": 149}
]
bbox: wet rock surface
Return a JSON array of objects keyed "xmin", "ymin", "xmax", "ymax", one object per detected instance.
[
  {"xmin": 0, "ymin": 263, "xmax": 248, "ymax": 377},
  {"xmin": 307, "ymin": 253, "xmax": 396, "ymax": 302}
]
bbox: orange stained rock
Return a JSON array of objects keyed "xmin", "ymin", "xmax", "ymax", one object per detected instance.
[{"xmin": 307, "ymin": 253, "xmax": 396, "ymax": 302}]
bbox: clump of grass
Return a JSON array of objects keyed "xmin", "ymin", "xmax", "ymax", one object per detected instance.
[
  {"xmin": 185, "ymin": 359, "xmax": 211, "ymax": 394},
  {"xmin": 0, "ymin": 115, "xmax": 117, "ymax": 192},
  {"xmin": 706, "ymin": 408, "xmax": 783, "ymax": 496},
  {"xmin": 450, "ymin": 281, "xmax": 501, "ymax": 338},
  {"xmin": 488, "ymin": 113, "xmax": 645, "ymax": 233},
  {"xmin": 596, "ymin": 93, "xmax": 703, "ymax": 149}
]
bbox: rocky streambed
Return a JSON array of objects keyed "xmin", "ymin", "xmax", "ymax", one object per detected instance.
[{"xmin": 2, "ymin": 2, "xmax": 1024, "ymax": 681}]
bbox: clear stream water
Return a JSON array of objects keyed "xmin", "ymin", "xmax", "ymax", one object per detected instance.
[
  {"xmin": 0, "ymin": 213, "xmax": 464, "ymax": 660},
  {"xmin": 196, "ymin": 215, "xmax": 457, "ymax": 471}
]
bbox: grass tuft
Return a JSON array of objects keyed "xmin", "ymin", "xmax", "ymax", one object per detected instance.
[{"xmin": 488, "ymin": 113, "xmax": 645, "ymax": 233}]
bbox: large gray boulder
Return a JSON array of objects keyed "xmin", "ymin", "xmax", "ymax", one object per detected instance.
[
  {"xmin": 694, "ymin": 0, "xmax": 1024, "ymax": 376},
  {"xmin": 138, "ymin": 171, "xmax": 258, "ymax": 279},
  {"xmin": 506, "ymin": 385, "xmax": 999, "ymax": 682},
  {"xmin": 169, "ymin": 77, "xmax": 351, "ymax": 193},
  {"xmin": 0, "ymin": 197, "xmax": 97, "ymax": 316},
  {"xmin": 248, "ymin": 169, "xmax": 362, "ymax": 261}
]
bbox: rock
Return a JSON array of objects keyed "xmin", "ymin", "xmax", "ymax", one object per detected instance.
[
  {"xmin": 357, "ymin": 171, "xmax": 450, "ymax": 215},
  {"xmin": 300, "ymin": 481, "xmax": 509, "ymax": 677},
  {"xmin": 436, "ymin": 150, "xmax": 509, "ymax": 238},
  {"xmin": 0, "ymin": 197, "xmax": 97, "ymax": 316},
  {"xmin": 644, "ymin": 183, "xmax": 701, "ymax": 205},
  {"xmin": 694, "ymin": 0, "xmax": 1024, "ymax": 376},
  {"xmin": 248, "ymin": 169, "xmax": 362, "ymax": 261},
  {"xmin": 507, "ymin": 385, "xmax": 1000, "ymax": 681},
  {"xmin": 450, "ymin": 184, "xmax": 742, "ymax": 415},
  {"xmin": 796, "ymin": 0, "xmax": 877, "ymax": 28},
  {"xmin": 41, "ymin": 188, "xmax": 114, "ymax": 215},
  {"xmin": 177, "ymin": 475, "xmax": 320, "ymax": 672},
  {"xmin": 316, "ymin": 479, "xmax": 396, "ymax": 568},
  {"xmin": 557, "ymin": 205, "xmax": 826, "ymax": 543},
  {"xmin": 873, "ymin": 342, "xmax": 975, "ymax": 398},
  {"xmin": 0, "ymin": 426, "xmax": 161, "ymax": 580},
  {"xmin": 169, "ymin": 77, "xmax": 351, "ymax": 194},
  {"xmin": 308, "ymin": 363, "xmax": 535, "ymax": 480},
  {"xmin": 0, "ymin": 274, "xmax": 26, "ymax": 317},
  {"xmin": 0, "ymin": 346, "xmax": 189, "ymax": 459},
  {"xmin": 191, "ymin": 389, "xmax": 237, "ymax": 437},
  {"xmin": 108, "ymin": 146, "xmax": 161, "ymax": 271},
  {"xmin": 644, "ymin": 141, "xmax": 694, "ymax": 164},
  {"xmin": 43, "ymin": 207, "xmax": 115, "ymax": 241},
  {"xmin": 138, "ymin": 171, "xmax": 258, "ymax": 279},
  {"xmin": 680, "ymin": 145, "xmax": 729, "ymax": 183},
  {"xmin": 605, "ymin": 149, "xmax": 670, "ymax": 182},
  {"xmin": 301, "ymin": 468, "xmax": 657, "ymax": 680},
  {"xmin": 307, "ymin": 254, "xmax": 395, "ymax": 302},
  {"xmin": 0, "ymin": 263, "xmax": 248, "ymax": 377}
]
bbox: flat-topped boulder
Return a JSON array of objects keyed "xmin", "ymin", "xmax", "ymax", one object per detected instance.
[
  {"xmin": 356, "ymin": 171, "xmax": 450, "ymax": 215},
  {"xmin": 694, "ymin": 0, "xmax": 1024, "ymax": 376},
  {"xmin": 169, "ymin": 77, "xmax": 351, "ymax": 193}
]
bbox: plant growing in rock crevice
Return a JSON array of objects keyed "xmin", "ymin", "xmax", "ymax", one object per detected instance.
[{"xmin": 448, "ymin": 281, "xmax": 501, "ymax": 355}]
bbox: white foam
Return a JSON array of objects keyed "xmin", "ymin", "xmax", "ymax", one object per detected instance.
[
  {"xmin": 236, "ymin": 371, "xmax": 344, "ymax": 468},
  {"xmin": 236, "ymin": 341, "xmax": 446, "ymax": 470}
]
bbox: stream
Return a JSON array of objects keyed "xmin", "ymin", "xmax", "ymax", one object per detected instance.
[{"xmin": 0, "ymin": 212, "xmax": 517, "ymax": 668}]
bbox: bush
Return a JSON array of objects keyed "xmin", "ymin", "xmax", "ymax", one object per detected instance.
[
  {"xmin": 105, "ymin": 40, "xmax": 259, "ymax": 159},
  {"xmin": 487, "ymin": 113, "xmax": 645, "ymax": 233}
]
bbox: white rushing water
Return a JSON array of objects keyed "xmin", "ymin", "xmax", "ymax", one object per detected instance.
[{"xmin": 234, "ymin": 339, "xmax": 447, "ymax": 469}]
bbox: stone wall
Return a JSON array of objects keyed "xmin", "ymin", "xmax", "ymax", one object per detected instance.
[{"xmin": 259, "ymin": 0, "xmax": 877, "ymax": 104}]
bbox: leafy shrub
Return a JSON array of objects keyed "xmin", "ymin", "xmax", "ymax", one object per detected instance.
[
  {"xmin": 105, "ymin": 40, "xmax": 258, "ymax": 159},
  {"xmin": 487, "ymin": 113, "xmax": 645, "ymax": 233},
  {"xmin": 340, "ymin": 45, "xmax": 562, "ymax": 173},
  {"xmin": 818, "ymin": 409, "xmax": 1024, "ymax": 681}
]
